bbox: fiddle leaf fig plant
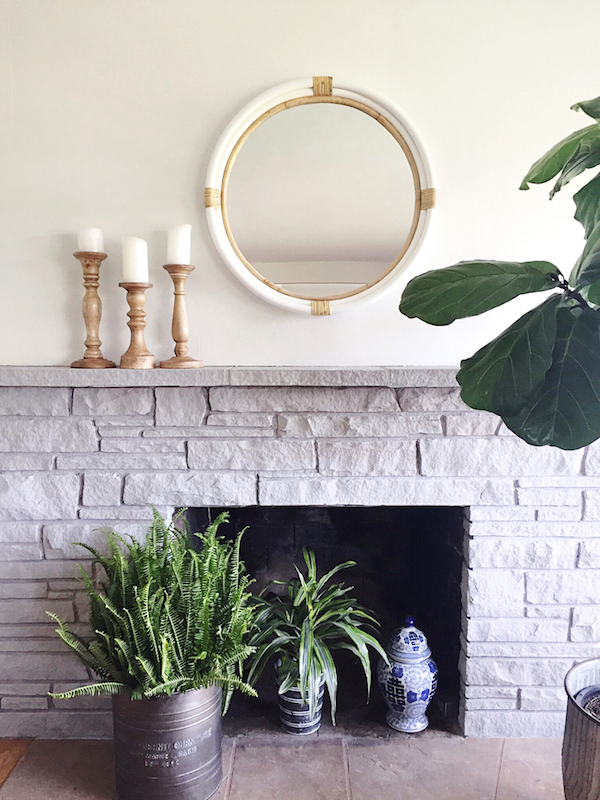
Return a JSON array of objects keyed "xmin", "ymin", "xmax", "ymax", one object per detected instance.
[{"xmin": 400, "ymin": 93, "xmax": 600, "ymax": 451}]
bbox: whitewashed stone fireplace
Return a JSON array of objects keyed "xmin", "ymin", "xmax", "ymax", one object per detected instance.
[{"xmin": 0, "ymin": 365, "xmax": 597, "ymax": 739}]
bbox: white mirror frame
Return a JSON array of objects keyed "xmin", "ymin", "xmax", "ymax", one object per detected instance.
[{"xmin": 205, "ymin": 77, "xmax": 435, "ymax": 316}]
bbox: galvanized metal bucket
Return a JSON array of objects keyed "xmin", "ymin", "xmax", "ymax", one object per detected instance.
[
  {"xmin": 278, "ymin": 683, "xmax": 324, "ymax": 735},
  {"xmin": 563, "ymin": 658, "xmax": 600, "ymax": 800},
  {"xmin": 112, "ymin": 686, "xmax": 222, "ymax": 800}
]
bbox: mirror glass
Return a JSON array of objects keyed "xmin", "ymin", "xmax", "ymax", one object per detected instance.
[{"xmin": 224, "ymin": 102, "xmax": 416, "ymax": 300}]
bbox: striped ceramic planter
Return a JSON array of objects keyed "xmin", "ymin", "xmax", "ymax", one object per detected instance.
[{"xmin": 278, "ymin": 682, "xmax": 325, "ymax": 735}]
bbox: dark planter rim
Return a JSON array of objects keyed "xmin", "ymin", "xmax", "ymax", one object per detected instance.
[
  {"xmin": 113, "ymin": 685, "xmax": 218, "ymax": 703},
  {"xmin": 564, "ymin": 657, "xmax": 600, "ymax": 727}
]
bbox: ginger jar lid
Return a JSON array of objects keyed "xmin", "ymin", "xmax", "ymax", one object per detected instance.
[{"xmin": 387, "ymin": 616, "xmax": 431, "ymax": 663}]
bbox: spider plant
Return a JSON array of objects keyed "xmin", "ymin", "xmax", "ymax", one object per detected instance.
[
  {"xmin": 48, "ymin": 509, "xmax": 257, "ymax": 711},
  {"xmin": 246, "ymin": 548, "xmax": 388, "ymax": 724}
]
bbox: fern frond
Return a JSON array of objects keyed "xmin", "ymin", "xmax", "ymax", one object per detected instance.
[
  {"xmin": 135, "ymin": 654, "xmax": 159, "ymax": 685},
  {"xmin": 50, "ymin": 682, "xmax": 129, "ymax": 699},
  {"xmin": 87, "ymin": 641, "xmax": 126, "ymax": 682},
  {"xmin": 144, "ymin": 678, "xmax": 190, "ymax": 697}
]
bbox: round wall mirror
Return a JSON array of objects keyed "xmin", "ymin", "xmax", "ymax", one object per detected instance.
[{"xmin": 206, "ymin": 78, "xmax": 435, "ymax": 315}]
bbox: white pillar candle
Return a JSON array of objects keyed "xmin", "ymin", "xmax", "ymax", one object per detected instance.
[
  {"xmin": 122, "ymin": 237, "xmax": 149, "ymax": 283},
  {"xmin": 77, "ymin": 228, "xmax": 104, "ymax": 253},
  {"xmin": 167, "ymin": 224, "xmax": 192, "ymax": 265}
]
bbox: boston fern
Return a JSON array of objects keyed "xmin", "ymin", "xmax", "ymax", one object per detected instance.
[
  {"xmin": 49, "ymin": 510, "xmax": 256, "ymax": 710},
  {"xmin": 246, "ymin": 549, "xmax": 387, "ymax": 723},
  {"xmin": 400, "ymin": 93, "xmax": 600, "ymax": 451}
]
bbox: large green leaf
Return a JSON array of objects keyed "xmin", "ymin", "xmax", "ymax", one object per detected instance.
[
  {"xmin": 520, "ymin": 124, "xmax": 597, "ymax": 190},
  {"xmin": 503, "ymin": 305, "xmax": 600, "ymax": 449},
  {"xmin": 572, "ymin": 95, "xmax": 600, "ymax": 120},
  {"xmin": 570, "ymin": 221, "xmax": 600, "ymax": 288},
  {"xmin": 550, "ymin": 132, "xmax": 600, "ymax": 198},
  {"xmin": 574, "ymin": 172, "xmax": 600, "ymax": 238},
  {"xmin": 314, "ymin": 561, "xmax": 355, "ymax": 598},
  {"xmin": 313, "ymin": 636, "xmax": 338, "ymax": 724},
  {"xmin": 457, "ymin": 294, "xmax": 560, "ymax": 417},
  {"xmin": 586, "ymin": 279, "xmax": 600, "ymax": 306},
  {"xmin": 399, "ymin": 261, "xmax": 559, "ymax": 326},
  {"xmin": 298, "ymin": 617, "xmax": 313, "ymax": 701},
  {"xmin": 336, "ymin": 622, "xmax": 371, "ymax": 694}
]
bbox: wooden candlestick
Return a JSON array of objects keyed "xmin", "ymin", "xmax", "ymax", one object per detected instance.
[
  {"xmin": 119, "ymin": 283, "xmax": 155, "ymax": 369},
  {"xmin": 159, "ymin": 264, "xmax": 203, "ymax": 369},
  {"xmin": 71, "ymin": 252, "xmax": 115, "ymax": 369}
]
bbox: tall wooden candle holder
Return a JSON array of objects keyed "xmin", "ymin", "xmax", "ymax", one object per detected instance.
[
  {"xmin": 71, "ymin": 252, "xmax": 115, "ymax": 369},
  {"xmin": 119, "ymin": 283, "xmax": 155, "ymax": 369},
  {"xmin": 159, "ymin": 264, "xmax": 203, "ymax": 369}
]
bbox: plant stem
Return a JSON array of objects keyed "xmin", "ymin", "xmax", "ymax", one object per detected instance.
[{"xmin": 554, "ymin": 274, "xmax": 589, "ymax": 309}]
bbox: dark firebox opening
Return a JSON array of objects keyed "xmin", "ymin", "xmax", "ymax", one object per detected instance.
[{"xmin": 186, "ymin": 506, "xmax": 464, "ymax": 734}]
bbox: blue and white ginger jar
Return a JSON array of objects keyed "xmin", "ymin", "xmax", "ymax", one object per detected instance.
[{"xmin": 377, "ymin": 616, "xmax": 438, "ymax": 733}]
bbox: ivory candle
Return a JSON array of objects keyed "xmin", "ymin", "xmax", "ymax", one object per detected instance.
[
  {"xmin": 167, "ymin": 224, "xmax": 192, "ymax": 265},
  {"xmin": 122, "ymin": 237, "xmax": 149, "ymax": 283},
  {"xmin": 77, "ymin": 228, "xmax": 104, "ymax": 253}
]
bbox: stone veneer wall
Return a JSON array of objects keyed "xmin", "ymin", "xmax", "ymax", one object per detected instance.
[{"xmin": 0, "ymin": 366, "xmax": 598, "ymax": 739}]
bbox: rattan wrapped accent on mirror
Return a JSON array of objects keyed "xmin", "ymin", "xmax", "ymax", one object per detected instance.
[
  {"xmin": 311, "ymin": 299, "xmax": 331, "ymax": 316},
  {"xmin": 313, "ymin": 76, "xmax": 333, "ymax": 96},
  {"xmin": 205, "ymin": 188, "xmax": 222, "ymax": 208},
  {"xmin": 420, "ymin": 188, "xmax": 436, "ymax": 210}
]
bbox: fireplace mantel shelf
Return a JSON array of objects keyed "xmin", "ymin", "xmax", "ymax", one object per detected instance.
[{"xmin": 0, "ymin": 366, "xmax": 459, "ymax": 388}]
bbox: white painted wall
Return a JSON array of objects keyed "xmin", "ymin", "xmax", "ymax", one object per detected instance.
[{"xmin": 0, "ymin": 0, "xmax": 598, "ymax": 366}]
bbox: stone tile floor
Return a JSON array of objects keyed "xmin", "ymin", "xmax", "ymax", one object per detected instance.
[{"xmin": 0, "ymin": 733, "xmax": 565, "ymax": 799}]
